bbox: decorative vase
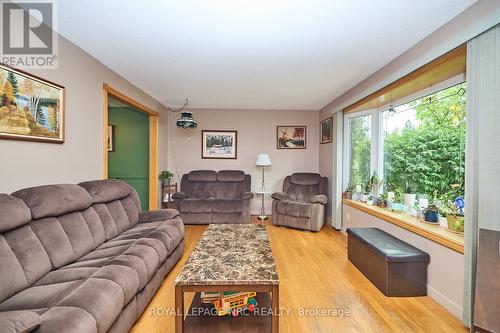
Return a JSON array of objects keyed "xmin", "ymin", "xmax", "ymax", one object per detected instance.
[
  {"xmin": 447, "ymin": 215, "xmax": 465, "ymax": 233},
  {"xmin": 404, "ymin": 193, "xmax": 416, "ymax": 210},
  {"xmin": 345, "ymin": 191, "xmax": 352, "ymax": 200},
  {"xmin": 424, "ymin": 210, "xmax": 439, "ymax": 223}
]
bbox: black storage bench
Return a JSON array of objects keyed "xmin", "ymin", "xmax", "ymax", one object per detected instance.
[{"xmin": 347, "ymin": 228, "xmax": 430, "ymax": 297}]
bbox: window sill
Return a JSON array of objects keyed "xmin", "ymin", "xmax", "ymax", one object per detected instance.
[{"xmin": 343, "ymin": 199, "xmax": 464, "ymax": 254}]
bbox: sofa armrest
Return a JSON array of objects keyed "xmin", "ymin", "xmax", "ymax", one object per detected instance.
[
  {"xmin": 309, "ymin": 194, "xmax": 328, "ymax": 205},
  {"xmin": 139, "ymin": 209, "xmax": 180, "ymax": 223},
  {"xmin": 242, "ymin": 192, "xmax": 254, "ymax": 200},
  {"xmin": 172, "ymin": 191, "xmax": 188, "ymax": 200},
  {"xmin": 271, "ymin": 192, "xmax": 290, "ymax": 201},
  {"xmin": 0, "ymin": 310, "xmax": 40, "ymax": 333}
]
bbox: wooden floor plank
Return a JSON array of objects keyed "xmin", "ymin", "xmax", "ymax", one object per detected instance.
[{"xmin": 131, "ymin": 218, "xmax": 467, "ymax": 333}]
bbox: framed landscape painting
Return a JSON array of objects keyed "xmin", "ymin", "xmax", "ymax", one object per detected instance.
[
  {"xmin": 320, "ymin": 116, "xmax": 333, "ymax": 144},
  {"xmin": 277, "ymin": 126, "xmax": 306, "ymax": 149},
  {"xmin": 0, "ymin": 64, "xmax": 64, "ymax": 143},
  {"xmin": 202, "ymin": 130, "xmax": 237, "ymax": 159}
]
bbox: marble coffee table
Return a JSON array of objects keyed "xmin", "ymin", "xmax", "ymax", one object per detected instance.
[{"xmin": 175, "ymin": 224, "xmax": 280, "ymax": 333}]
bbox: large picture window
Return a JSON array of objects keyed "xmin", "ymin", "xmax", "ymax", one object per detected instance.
[
  {"xmin": 383, "ymin": 82, "xmax": 466, "ymax": 203},
  {"xmin": 344, "ymin": 78, "xmax": 466, "ymax": 209}
]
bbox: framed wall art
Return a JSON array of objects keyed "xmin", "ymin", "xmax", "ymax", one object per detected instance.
[
  {"xmin": 202, "ymin": 130, "xmax": 237, "ymax": 159},
  {"xmin": 277, "ymin": 125, "xmax": 306, "ymax": 149},
  {"xmin": 0, "ymin": 64, "xmax": 65, "ymax": 143},
  {"xmin": 320, "ymin": 116, "xmax": 333, "ymax": 144},
  {"xmin": 107, "ymin": 125, "xmax": 115, "ymax": 151}
]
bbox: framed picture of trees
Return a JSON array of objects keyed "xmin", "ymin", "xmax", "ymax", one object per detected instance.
[
  {"xmin": 277, "ymin": 125, "xmax": 306, "ymax": 149},
  {"xmin": 320, "ymin": 117, "xmax": 333, "ymax": 144},
  {"xmin": 0, "ymin": 64, "xmax": 65, "ymax": 143},
  {"xmin": 201, "ymin": 130, "xmax": 237, "ymax": 159}
]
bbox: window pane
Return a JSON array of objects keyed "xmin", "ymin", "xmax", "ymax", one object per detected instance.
[
  {"xmin": 382, "ymin": 82, "xmax": 466, "ymax": 204},
  {"xmin": 349, "ymin": 115, "xmax": 372, "ymax": 187}
]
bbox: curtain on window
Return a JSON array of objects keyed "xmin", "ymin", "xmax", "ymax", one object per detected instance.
[{"xmin": 464, "ymin": 23, "xmax": 500, "ymax": 327}]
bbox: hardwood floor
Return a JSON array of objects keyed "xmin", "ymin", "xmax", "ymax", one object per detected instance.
[{"xmin": 131, "ymin": 218, "xmax": 468, "ymax": 333}]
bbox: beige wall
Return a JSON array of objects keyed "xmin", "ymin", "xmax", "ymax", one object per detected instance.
[
  {"xmin": 342, "ymin": 204, "xmax": 464, "ymax": 319},
  {"xmin": 167, "ymin": 108, "xmax": 319, "ymax": 214},
  {"xmin": 319, "ymin": 110, "xmax": 334, "ymax": 221},
  {"xmin": 319, "ymin": 0, "xmax": 500, "ymax": 116},
  {"xmin": 0, "ymin": 34, "xmax": 169, "ymax": 196}
]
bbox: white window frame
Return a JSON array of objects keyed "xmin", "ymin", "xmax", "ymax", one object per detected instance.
[
  {"xmin": 342, "ymin": 74, "xmax": 466, "ymax": 191},
  {"xmin": 343, "ymin": 109, "xmax": 379, "ymax": 189}
]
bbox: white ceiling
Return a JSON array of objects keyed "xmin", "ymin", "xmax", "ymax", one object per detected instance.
[{"xmin": 56, "ymin": 0, "xmax": 475, "ymax": 110}]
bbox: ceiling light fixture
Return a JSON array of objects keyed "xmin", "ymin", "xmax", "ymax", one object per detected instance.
[{"xmin": 167, "ymin": 99, "xmax": 197, "ymax": 129}]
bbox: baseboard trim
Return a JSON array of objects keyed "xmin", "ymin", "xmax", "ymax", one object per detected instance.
[{"xmin": 427, "ymin": 284, "xmax": 463, "ymax": 320}]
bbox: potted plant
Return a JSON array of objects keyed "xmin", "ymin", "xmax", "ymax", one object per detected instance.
[
  {"xmin": 366, "ymin": 195, "xmax": 373, "ymax": 205},
  {"xmin": 344, "ymin": 183, "xmax": 354, "ymax": 200},
  {"xmin": 403, "ymin": 180, "xmax": 417, "ymax": 211},
  {"xmin": 423, "ymin": 204, "xmax": 440, "ymax": 223},
  {"xmin": 369, "ymin": 172, "xmax": 383, "ymax": 199},
  {"xmin": 377, "ymin": 193, "xmax": 388, "ymax": 208},
  {"xmin": 446, "ymin": 197, "xmax": 465, "ymax": 233},
  {"xmin": 159, "ymin": 170, "xmax": 174, "ymax": 186},
  {"xmin": 362, "ymin": 182, "xmax": 371, "ymax": 202}
]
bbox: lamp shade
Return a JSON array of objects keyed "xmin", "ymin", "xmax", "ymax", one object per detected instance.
[
  {"xmin": 256, "ymin": 154, "xmax": 272, "ymax": 166},
  {"xmin": 176, "ymin": 111, "xmax": 197, "ymax": 129}
]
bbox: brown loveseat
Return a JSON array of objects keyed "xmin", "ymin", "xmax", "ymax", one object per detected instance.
[
  {"xmin": 272, "ymin": 173, "xmax": 328, "ymax": 232},
  {"xmin": 172, "ymin": 170, "xmax": 253, "ymax": 224},
  {"xmin": 0, "ymin": 180, "xmax": 184, "ymax": 333}
]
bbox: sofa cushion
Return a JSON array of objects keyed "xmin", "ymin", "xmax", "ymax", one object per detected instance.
[
  {"xmin": 187, "ymin": 170, "xmax": 217, "ymax": 182},
  {"xmin": 138, "ymin": 209, "xmax": 179, "ymax": 223},
  {"xmin": 0, "ymin": 310, "xmax": 40, "ymax": 333},
  {"xmin": 276, "ymin": 200, "xmax": 311, "ymax": 218},
  {"xmin": 0, "ymin": 226, "xmax": 53, "ymax": 303},
  {"xmin": 39, "ymin": 307, "xmax": 96, "ymax": 333},
  {"xmin": 290, "ymin": 173, "xmax": 321, "ymax": 186},
  {"xmin": 217, "ymin": 170, "xmax": 245, "ymax": 182},
  {"xmin": 213, "ymin": 199, "xmax": 246, "ymax": 213},
  {"xmin": 192, "ymin": 192, "xmax": 213, "ymax": 199},
  {"xmin": 0, "ymin": 194, "xmax": 31, "ymax": 233},
  {"xmin": 12, "ymin": 184, "xmax": 92, "ymax": 220},
  {"xmin": 215, "ymin": 181, "xmax": 247, "ymax": 199},
  {"xmin": 79, "ymin": 180, "xmax": 133, "ymax": 204},
  {"xmin": 180, "ymin": 199, "xmax": 213, "ymax": 213}
]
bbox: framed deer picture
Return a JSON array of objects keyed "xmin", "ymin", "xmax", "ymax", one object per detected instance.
[{"xmin": 276, "ymin": 126, "xmax": 306, "ymax": 149}]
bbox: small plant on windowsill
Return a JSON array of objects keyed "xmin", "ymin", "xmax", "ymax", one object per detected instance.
[
  {"xmin": 423, "ymin": 204, "xmax": 440, "ymax": 223},
  {"xmin": 366, "ymin": 195, "xmax": 373, "ymax": 205},
  {"xmin": 344, "ymin": 183, "xmax": 355, "ymax": 200},
  {"xmin": 403, "ymin": 180, "xmax": 417, "ymax": 210},
  {"xmin": 159, "ymin": 170, "xmax": 174, "ymax": 186},
  {"xmin": 377, "ymin": 193, "xmax": 388, "ymax": 208},
  {"xmin": 446, "ymin": 197, "xmax": 465, "ymax": 233},
  {"xmin": 369, "ymin": 172, "xmax": 383, "ymax": 199}
]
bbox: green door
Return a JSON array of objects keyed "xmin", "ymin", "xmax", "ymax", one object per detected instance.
[{"xmin": 108, "ymin": 107, "xmax": 149, "ymax": 211}]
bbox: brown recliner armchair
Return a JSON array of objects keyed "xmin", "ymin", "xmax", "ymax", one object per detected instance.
[{"xmin": 272, "ymin": 173, "xmax": 328, "ymax": 232}]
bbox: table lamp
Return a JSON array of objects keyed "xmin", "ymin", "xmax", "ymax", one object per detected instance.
[{"xmin": 256, "ymin": 154, "xmax": 272, "ymax": 220}]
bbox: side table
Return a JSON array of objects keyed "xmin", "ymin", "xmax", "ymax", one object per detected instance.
[{"xmin": 255, "ymin": 191, "xmax": 272, "ymax": 220}]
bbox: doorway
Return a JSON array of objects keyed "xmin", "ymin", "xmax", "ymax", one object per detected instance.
[{"xmin": 103, "ymin": 84, "xmax": 158, "ymax": 210}]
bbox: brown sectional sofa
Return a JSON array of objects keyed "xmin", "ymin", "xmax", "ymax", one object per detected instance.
[
  {"xmin": 172, "ymin": 170, "xmax": 254, "ymax": 224},
  {"xmin": 0, "ymin": 179, "xmax": 184, "ymax": 333},
  {"xmin": 272, "ymin": 173, "xmax": 328, "ymax": 232}
]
